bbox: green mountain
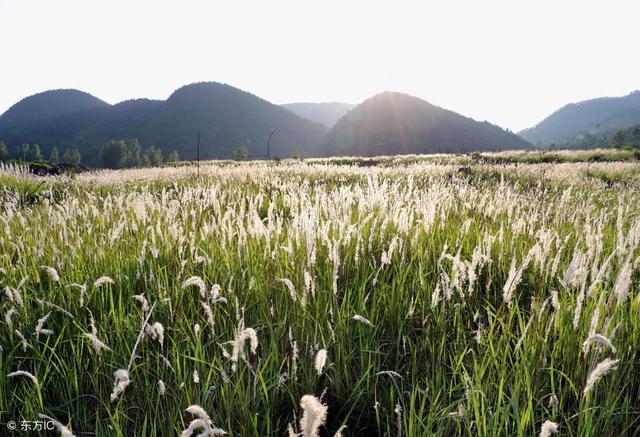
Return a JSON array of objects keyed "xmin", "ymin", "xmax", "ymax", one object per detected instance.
[
  {"xmin": 0, "ymin": 89, "xmax": 110, "ymax": 126},
  {"xmin": 281, "ymin": 102, "xmax": 355, "ymax": 127},
  {"xmin": 0, "ymin": 83, "xmax": 327, "ymax": 165},
  {"xmin": 519, "ymin": 91, "xmax": 640, "ymax": 145},
  {"xmin": 324, "ymin": 92, "xmax": 531, "ymax": 156}
]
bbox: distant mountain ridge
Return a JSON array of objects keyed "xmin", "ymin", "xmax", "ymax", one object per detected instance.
[
  {"xmin": 519, "ymin": 91, "xmax": 640, "ymax": 145},
  {"xmin": 0, "ymin": 83, "xmax": 327, "ymax": 165},
  {"xmin": 0, "ymin": 85, "xmax": 534, "ymax": 166},
  {"xmin": 281, "ymin": 102, "xmax": 355, "ymax": 127},
  {"xmin": 325, "ymin": 92, "xmax": 531, "ymax": 156}
]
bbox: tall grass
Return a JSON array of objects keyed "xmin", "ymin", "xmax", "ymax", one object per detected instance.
[{"xmin": 0, "ymin": 157, "xmax": 639, "ymax": 435}]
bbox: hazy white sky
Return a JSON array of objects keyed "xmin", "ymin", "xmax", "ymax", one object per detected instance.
[{"xmin": 0, "ymin": 0, "xmax": 638, "ymax": 131}]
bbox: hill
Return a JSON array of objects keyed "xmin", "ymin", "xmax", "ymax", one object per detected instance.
[
  {"xmin": 281, "ymin": 102, "xmax": 355, "ymax": 127},
  {"xmin": 0, "ymin": 89, "xmax": 111, "ymax": 153},
  {"xmin": 136, "ymin": 83, "xmax": 327, "ymax": 160},
  {"xmin": 0, "ymin": 89, "xmax": 109, "ymax": 126},
  {"xmin": 519, "ymin": 91, "xmax": 640, "ymax": 145},
  {"xmin": 0, "ymin": 83, "xmax": 327, "ymax": 165},
  {"xmin": 324, "ymin": 92, "xmax": 531, "ymax": 156}
]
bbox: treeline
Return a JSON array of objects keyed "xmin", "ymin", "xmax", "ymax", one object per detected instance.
[
  {"xmin": 0, "ymin": 138, "xmax": 181, "ymax": 169},
  {"xmin": 611, "ymin": 125, "xmax": 640, "ymax": 149},
  {"xmin": 0, "ymin": 141, "xmax": 81, "ymax": 163},
  {"xmin": 541, "ymin": 124, "xmax": 640, "ymax": 151},
  {"xmin": 99, "ymin": 139, "xmax": 180, "ymax": 169}
]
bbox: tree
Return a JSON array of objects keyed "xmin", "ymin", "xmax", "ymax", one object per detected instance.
[
  {"xmin": 233, "ymin": 146, "xmax": 249, "ymax": 161},
  {"xmin": 62, "ymin": 148, "xmax": 81, "ymax": 164},
  {"xmin": 289, "ymin": 149, "xmax": 303, "ymax": 160},
  {"xmin": 142, "ymin": 145, "xmax": 163, "ymax": 167},
  {"xmin": 633, "ymin": 126, "xmax": 640, "ymax": 145},
  {"xmin": 612, "ymin": 129, "xmax": 625, "ymax": 148},
  {"xmin": 26, "ymin": 144, "xmax": 43, "ymax": 161},
  {"xmin": 122, "ymin": 139, "xmax": 141, "ymax": 168},
  {"xmin": 49, "ymin": 147, "xmax": 60, "ymax": 163},
  {"xmin": 100, "ymin": 140, "xmax": 126, "ymax": 168},
  {"xmin": 167, "ymin": 150, "xmax": 180, "ymax": 163},
  {"xmin": 16, "ymin": 144, "xmax": 30, "ymax": 161},
  {"xmin": 0, "ymin": 141, "xmax": 8, "ymax": 161}
]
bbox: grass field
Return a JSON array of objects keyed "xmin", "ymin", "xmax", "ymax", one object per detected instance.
[{"xmin": 1, "ymin": 154, "xmax": 639, "ymax": 436}]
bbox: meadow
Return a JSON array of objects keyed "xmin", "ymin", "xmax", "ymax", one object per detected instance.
[{"xmin": 1, "ymin": 152, "xmax": 639, "ymax": 436}]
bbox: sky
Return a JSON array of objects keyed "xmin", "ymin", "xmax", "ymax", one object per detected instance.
[{"xmin": 0, "ymin": 0, "xmax": 639, "ymax": 132}]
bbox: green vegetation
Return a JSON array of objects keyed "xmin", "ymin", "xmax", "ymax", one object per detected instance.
[
  {"xmin": 99, "ymin": 138, "xmax": 168, "ymax": 169},
  {"xmin": 611, "ymin": 124, "xmax": 640, "ymax": 150},
  {"xmin": 519, "ymin": 90, "xmax": 640, "ymax": 146},
  {"xmin": 49, "ymin": 147, "xmax": 60, "ymax": 164},
  {"xmin": 0, "ymin": 84, "xmax": 327, "ymax": 166},
  {"xmin": 0, "ymin": 140, "xmax": 8, "ymax": 161},
  {"xmin": 61, "ymin": 147, "xmax": 81, "ymax": 164},
  {"xmin": 233, "ymin": 145, "xmax": 249, "ymax": 161},
  {"xmin": 1, "ymin": 156, "xmax": 638, "ymax": 435},
  {"xmin": 166, "ymin": 150, "xmax": 180, "ymax": 163}
]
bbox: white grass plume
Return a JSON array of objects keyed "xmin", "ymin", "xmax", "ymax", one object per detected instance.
[
  {"xmin": 352, "ymin": 314, "xmax": 373, "ymax": 327},
  {"xmin": 127, "ymin": 300, "xmax": 157, "ymax": 370},
  {"xmin": 582, "ymin": 334, "xmax": 616, "ymax": 354},
  {"xmin": 133, "ymin": 294, "xmax": 150, "ymax": 313},
  {"xmin": 4, "ymin": 306, "xmax": 17, "ymax": 326},
  {"xmin": 36, "ymin": 299, "xmax": 75, "ymax": 319},
  {"xmin": 376, "ymin": 370, "xmax": 403, "ymax": 379},
  {"xmin": 5, "ymin": 285, "xmax": 24, "ymax": 306},
  {"xmin": 201, "ymin": 301, "xmax": 215, "ymax": 332},
  {"xmin": 110, "ymin": 369, "xmax": 131, "ymax": 402},
  {"xmin": 160, "ymin": 354, "xmax": 175, "ymax": 372},
  {"xmin": 583, "ymin": 358, "xmax": 620, "ymax": 396},
  {"xmin": 299, "ymin": 395, "xmax": 328, "ymax": 437},
  {"xmin": 315, "ymin": 349, "xmax": 327, "ymax": 375},
  {"xmin": 15, "ymin": 329, "xmax": 28, "ymax": 351},
  {"xmin": 278, "ymin": 278, "xmax": 297, "ymax": 303},
  {"xmin": 502, "ymin": 254, "xmax": 531, "ymax": 307},
  {"xmin": 221, "ymin": 319, "xmax": 258, "ymax": 372},
  {"xmin": 37, "ymin": 413, "xmax": 75, "ymax": 437},
  {"xmin": 182, "ymin": 276, "xmax": 206, "ymax": 298},
  {"xmin": 34, "ymin": 311, "xmax": 54, "ymax": 337},
  {"xmin": 209, "ymin": 284, "xmax": 227, "ymax": 304},
  {"xmin": 613, "ymin": 258, "xmax": 632, "ymax": 303},
  {"xmin": 7, "ymin": 370, "xmax": 38, "ymax": 385},
  {"xmin": 539, "ymin": 420, "xmax": 558, "ymax": 437},
  {"xmin": 83, "ymin": 310, "xmax": 111, "ymax": 355},
  {"xmin": 93, "ymin": 276, "xmax": 114, "ymax": 288},
  {"xmin": 181, "ymin": 404, "xmax": 227, "ymax": 436},
  {"xmin": 395, "ymin": 403, "xmax": 403, "ymax": 437},
  {"xmin": 67, "ymin": 283, "xmax": 87, "ymax": 307},
  {"xmin": 144, "ymin": 322, "xmax": 165, "ymax": 346},
  {"xmin": 40, "ymin": 265, "xmax": 60, "ymax": 282}
]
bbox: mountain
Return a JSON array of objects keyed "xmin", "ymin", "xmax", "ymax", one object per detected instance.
[
  {"xmin": 281, "ymin": 102, "xmax": 355, "ymax": 127},
  {"xmin": 135, "ymin": 83, "xmax": 326, "ymax": 160},
  {"xmin": 0, "ymin": 89, "xmax": 111, "ymax": 152},
  {"xmin": 0, "ymin": 89, "xmax": 109, "ymax": 126},
  {"xmin": 0, "ymin": 83, "xmax": 327, "ymax": 165},
  {"xmin": 519, "ymin": 91, "xmax": 640, "ymax": 145},
  {"xmin": 324, "ymin": 92, "xmax": 531, "ymax": 156}
]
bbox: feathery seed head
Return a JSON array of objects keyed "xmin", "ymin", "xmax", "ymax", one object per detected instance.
[{"xmin": 315, "ymin": 349, "xmax": 327, "ymax": 375}]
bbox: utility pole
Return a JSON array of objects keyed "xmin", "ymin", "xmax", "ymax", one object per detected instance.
[
  {"xmin": 266, "ymin": 129, "xmax": 276, "ymax": 162},
  {"xmin": 196, "ymin": 131, "xmax": 200, "ymax": 177}
]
